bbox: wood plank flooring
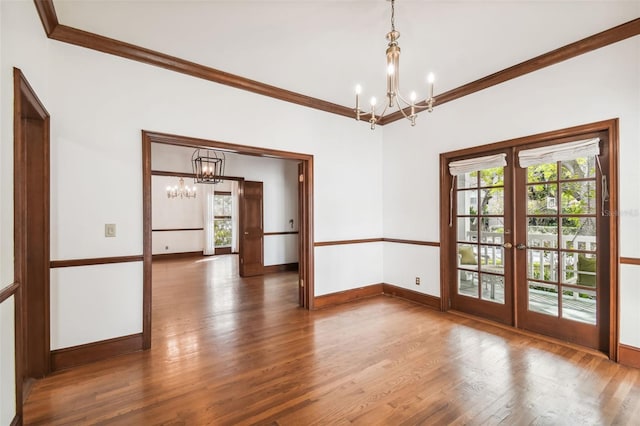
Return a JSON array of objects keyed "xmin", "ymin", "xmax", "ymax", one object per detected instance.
[{"xmin": 24, "ymin": 255, "xmax": 640, "ymax": 425}]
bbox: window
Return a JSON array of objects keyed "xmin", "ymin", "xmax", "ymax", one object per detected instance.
[{"xmin": 214, "ymin": 191, "xmax": 232, "ymax": 247}]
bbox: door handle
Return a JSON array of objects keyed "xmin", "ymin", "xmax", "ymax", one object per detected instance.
[
  {"xmin": 516, "ymin": 243, "xmax": 526, "ymax": 250},
  {"xmin": 244, "ymin": 232, "xmax": 249, "ymax": 235},
  {"xmin": 503, "ymin": 242, "xmax": 512, "ymax": 249}
]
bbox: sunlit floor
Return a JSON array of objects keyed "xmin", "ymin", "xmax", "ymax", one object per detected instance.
[{"xmin": 23, "ymin": 255, "xmax": 640, "ymax": 424}]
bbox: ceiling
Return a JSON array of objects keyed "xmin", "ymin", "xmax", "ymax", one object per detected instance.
[{"xmin": 53, "ymin": 1, "xmax": 639, "ymax": 110}]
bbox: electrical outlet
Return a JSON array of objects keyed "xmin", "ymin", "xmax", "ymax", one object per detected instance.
[
  {"xmin": 415, "ymin": 277, "xmax": 421, "ymax": 285},
  {"xmin": 105, "ymin": 223, "xmax": 116, "ymax": 238}
]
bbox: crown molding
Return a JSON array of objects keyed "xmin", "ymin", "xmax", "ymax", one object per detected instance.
[
  {"xmin": 34, "ymin": 1, "xmax": 639, "ymax": 126},
  {"xmin": 379, "ymin": 17, "xmax": 640, "ymax": 125}
]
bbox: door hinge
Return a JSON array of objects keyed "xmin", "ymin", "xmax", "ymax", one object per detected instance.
[
  {"xmin": 300, "ymin": 279, "xmax": 304, "ymax": 288},
  {"xmin": 240, "ymin": 258, "xmax": 244, "ymax": 264},
  {"xmin": 299, "ymin": 174, "xmax": 304, "ymax": 183}
]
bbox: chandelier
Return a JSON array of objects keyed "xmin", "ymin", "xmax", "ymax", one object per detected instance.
[
  {"xmin": 354, "ymin": 0, "xmax": 437, "ymax": 130},
  {"xmin": 192, "ymin": 148, "xmax": 225, "ymax": 184},
  {"xmin": 166, "ymin": 177, "xmax": 196, "ymax": 199}
]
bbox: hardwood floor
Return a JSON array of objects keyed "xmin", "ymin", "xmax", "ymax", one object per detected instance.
[{"xmin": 24, "ymin": 255, "xmax": 640, "ymax": 424}]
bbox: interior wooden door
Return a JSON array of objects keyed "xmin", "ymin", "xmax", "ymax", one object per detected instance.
[
  {"xmin": 449, "ymin": 150, "xmax": 514, "ymax": 325},
  {"xmin": 239, "ymin": 180, "xmax": 264, "ymax": 277},
  {"xmin": 514, "ymin": 133, "xmax": 610, "ymax": 352}
]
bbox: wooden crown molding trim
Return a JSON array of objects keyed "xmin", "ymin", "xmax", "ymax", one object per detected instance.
[
  {"xmin": 34, "ymin": 0, "xmax": 58, "ymax": 36},
  {"xmin": 151, "ymin": 170, "xmax": 245, "ymax": 182},
  {"xmin": 383, "ymin": 238, "xmax": 440, "ymax": 247},
  {"xmin": 314, "ymin": 238, "xmax": 383, "ymax": 247},
  {"xmin": 50, "ymin": 333, "xmax": 143, "ymax": 372},
  {"xmin": 620, "ymin": 257, "xmax": 640, "ymax": 266},
  {"xmin": 264, "ymin": 231, "xmax": 299, "ymax": 236},
  {"xmin": 313, "ymin": 284, "xmax": 383, "ymax": 309},
  {"xmin": 152, "ymin": 228, "xmax": 204, "ymax": 232},
  {"xmin": 379, "ymin": 18, "xmax": 640, "ymax": 125},
  {"xmin": 382, "ymin": 284, "xmax": 441, "ymax": 311},
  {"xmin": 50, "ymin": 255, "xmax": 143, "ymax": 268},
  {"xmin": 44, "ymin": 22, "xmax": 354, "ymax": 119},
  {"xmin": 0, "ymin": 282, "xmax": 20, "ymax": 304},
  {"xmin": 34, "ymin": 1, "xmax": 638, "ymax": 126}
]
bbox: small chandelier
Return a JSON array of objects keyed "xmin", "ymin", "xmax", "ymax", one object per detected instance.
[
  {"xmin": 192, "ymin": 148, "xmax": 225, "ymax": 184},
  {"xmin": 354, "ymin": 0, "xmax": 437, "ymax": 130},
  {"xmin": 166, "ymin": 177, "xmax": 196, "ymax": 199}
]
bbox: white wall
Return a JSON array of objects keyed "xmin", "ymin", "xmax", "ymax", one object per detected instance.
[
  {"xmin": 382, "ymin": 36, "xmax": 640, "ymax": 346},
  {"xmin": 1, "ymin": 0, "xmax": 382, "ymax": 365},
  {"xmin": 151, "ymin": 146, "xmax": 300, "ymax": 265},
  {"xmin": 152, "ymin": 175, "xmax": 204, "ymax": 255}
]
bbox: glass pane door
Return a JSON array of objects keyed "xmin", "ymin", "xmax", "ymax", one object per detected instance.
[
  {"xmin": 451, "ymin": 153, "xmax": 513, "ymax": 325},
  {"xmin": 516, "ymin": 151, "xmax": 606, "ymax": 350}
]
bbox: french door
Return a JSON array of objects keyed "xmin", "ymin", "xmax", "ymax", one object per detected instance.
[{"xmin": 447, "ymin": 131, "xmax": 611, "ymax": 352}]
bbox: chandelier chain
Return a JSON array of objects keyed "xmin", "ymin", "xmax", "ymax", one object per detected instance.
[{"xmin": 390, "ymin": 0, "xmax": 396, "ymax": 32}]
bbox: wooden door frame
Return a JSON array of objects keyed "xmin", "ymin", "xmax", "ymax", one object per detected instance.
[
  {"xmin": 13, "ymin": 68, "xmax": 51, "ymax": 417},
  {"xmin": 142, "ymin": 131, "xmax": 315, "ymax": 349},
  {"xmin": 440, "ymin": 119, "xmax": 619, "ymax": 360}
]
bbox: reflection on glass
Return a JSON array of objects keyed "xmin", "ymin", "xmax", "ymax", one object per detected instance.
[
  {"xmin": 527, "ymin": 183, "xmax": 558, "ymax": 215},
  {"xmin": 527, "ymin": 217, "xmax": 558, "ymax": 249},
  {"xmin": 527, "ymin": 163, "xmax": 557, "ymax": 183},
  {"xmin": 457, "ymin": 217, "xmax": 478, "ymax": 242},
  {"xmin": 561, "ymin": 287, "xmax": 596, "ymax": 325},
  {"xmin": 458, "ymin": 171, "xmax": 478, "ymax": 189},
  {"xmin": 458, "ymin": 271, "xmax": 478, "ymax": 298},
  {"xmin": 561, "ymin": 157, "xmax": 596, "ymax": 180},
  {"xmin": 480, "ymin": 188, "xmax": 504, "ymax": 215},
  {"xmin": 560, "ymin": 181, "xmax": 596, "ymax": 215},
  {"xmin": 480, "ymin": 245, "xmax": 504, "ymax": 271},
  {"xmin": 527, "ymin": 250, "xmax": 558, "ymax": 282},
  {"xmin": 457, "ymin": 189, "xmax": 478, "ymax": 216},
  {"xmin": 480, "ymin": 167, "xmax": 504, "ymax": 187},
  {"xmin": 528, "ymin": 281, "xmax": 559, "ymax": 316},
  {"xmin": 561, "ymin": 217, "xmax": 596, "ymax": 251},
  {"xmin": 481, "ymin": 274, "xmax": 504, "ymax": 304}
]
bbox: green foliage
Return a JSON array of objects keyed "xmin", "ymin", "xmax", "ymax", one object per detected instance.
[{"xmin": 214, "ymin": 219, "xmax": 232, "ymax": 246}]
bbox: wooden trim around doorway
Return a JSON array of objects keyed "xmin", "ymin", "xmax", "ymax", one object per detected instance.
[
  {"xmin": 439, "ymin": 119, "xmax": 620, "ymax": 360},
  {"xmin": 14, "ymin": 67, "xmax": 51, "ymax": 420},
  {"xmin": 143, "ymin": 130, "xmax": 315, "ymax": 346}
]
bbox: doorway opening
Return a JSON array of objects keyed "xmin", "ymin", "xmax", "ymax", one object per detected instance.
[
  {"xmin": 142, "ymin": 131, "xmax": 314, "ymax": 349},
  {"xmin": 13, "ymin": 68, "xmax": 51, "ymax": 413},
  {"xmin": 440, "ymin": 120, "xmax": 619, "ymax": 359}
]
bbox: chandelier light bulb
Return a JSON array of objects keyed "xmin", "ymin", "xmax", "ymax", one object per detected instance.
[
  {"xmin": 355, "ymin": 84, "xmax": 362, "ymax": 95},
  {"xmin": 352, "ymin": 0, "xmax": 439, "ymax": 129},
  {"xmin": 387, "ymin": 64, "xmax": 395, "ymax": 75}
]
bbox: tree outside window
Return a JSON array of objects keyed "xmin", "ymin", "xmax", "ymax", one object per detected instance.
[{"xmin": 214, "ymin": 192, "xmax": 232, "ymax": 247}]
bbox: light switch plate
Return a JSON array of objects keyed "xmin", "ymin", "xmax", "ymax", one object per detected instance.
[{"xmin": 105, "ymin": 223, "xmax": 116, "ymax": 237}]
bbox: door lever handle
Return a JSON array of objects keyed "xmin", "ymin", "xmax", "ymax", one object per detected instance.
[{"xmin": 516, "ymin": 243, "xmax": 526, "ymax": 250}]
